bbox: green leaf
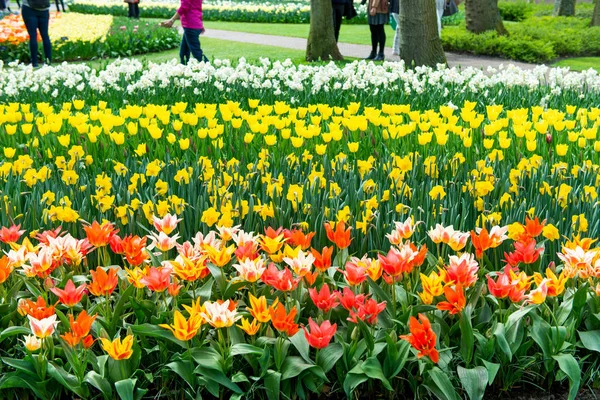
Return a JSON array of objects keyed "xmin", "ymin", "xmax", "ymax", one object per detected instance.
[
  {"xmin": 343, "ymin": 372, "xmax": 369, "ymax": 397},
  {"xmin": 383, "ymin": 339, "xmax": 410, "ymax": 379},
  {"xmin": 288, "ymin": 330, "xmax": 310, "ymax": 362},
  {"xmin": 1, "ymin": 357, "xmax": 37, "ymax": 377},
  {"xmin": 552, "ymin": 354, "xmax": 580, "ymax": 400},
  {"xmin": 195, "ymin": 365, "xmax": 243, "ymax": 394},
  {"xmin": 426, "ymin": 367, "xmax": 460, "ymax": 400},
  {"xmin": 280, "ymin": 356, "xmax": 326, "ymax": 381},
  {"xmin": 356, "ymin": 318, "xmax": 374, "ymax": 354},
  {"xmin": 316, "ymin": 342, "xmax": 343, "ymax": 373},
  {"xmin": 110, "ymin": 284, "xmax": 134, "ymax": 334},
  {"xmin": 128, "ymin": 323, "xmax": 186, "ymax": 348},
  {"xmin": 460, "ymin": 307, "xmax": 474, "ymax": 365},
  {"xmin": 360, "ymin": 357, "xmax": 392, "ymax": 391},
  {"xmin": 166, "ymin": 360, "xmax": 196, "ymax": 389},
  {"xmin": 264, "ymin": 370, "xmax": 281, "ymax": 400},
  {"xmin": 492, "ymin": 323, "xmax": 512, "ymax": 360},
  {"xmin": 84, "ymin": 371, "xmax": 113, "ymax": 399},
  {"xmin": 230, "ymin": 343, "xmax": 265, "ymax": 357},
  {"xmin": 47, "ymin": 362, "xmax": 89, "ymax": 398},
  {"xmin": 481, "ymin": 360, "xmax": 500, "ymax": 386},
  {"xmin": 195, "ymin": 277, "xmax": 214, "ymax": 299},
  {"xmin": 578, "ymin": 330, "xmax": 600, "ymax": 353},
  {"xmin": 367, "ymin": 277, "xmax": 392, "ymax": 304},
  {"xmin": 0, "ymin": 371, "xmax": 48, "ymax": 399},
  {"xmin": 115, "ymin": 378, "xmax": 137, "ymax": 400},
  {"xmin": 0, "ymin": 326, "xmax": 31, "ymax": 344},
  {"xmin": 457, "ymin": 366, "xmax": 487, "ymax": 400}
]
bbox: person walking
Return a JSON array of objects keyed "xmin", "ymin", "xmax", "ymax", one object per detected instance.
[
  {"xmin": 389, "ymin": 0, "xmax": 399, "ymax": 55},
  {"xmin": 436, "ymin": 0, "xmax": 446, "ymax": 37},
  {"xmin": 21, "ymin": 0, "xmax": 51, "ymax": 67},
  {"xmin": 363, "ymin": 0, "xmax": 388, "ymax": 61},
  {"xmin": 160, "ymin": 0, "xmax": 208, "ymax": 64},
  {"xmin": 125, "ymin": 0, "xmax": 139, "ymax": 19},
  {"xmin": 331, "ymin": 0, "xmax": 347, "ymax": 42}
]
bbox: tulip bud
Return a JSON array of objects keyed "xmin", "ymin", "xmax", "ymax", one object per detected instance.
[
  {"xmin": 546, "ymin": 133, "xmax": 552, "ymax": 144},
  {"xmin": 44, "ymin": 277, "xmax": 55, "ymax": 290},
  {"xmin": 22, "ymin": 334, "xmax": 42, "ymax": 352},
  {"xmin": 547, "ymin": 261, "xmax": 555, "ymax": 273},
  {"xmin": 351, "ymin": 326, "xmax": 360, "ymax": 341}
]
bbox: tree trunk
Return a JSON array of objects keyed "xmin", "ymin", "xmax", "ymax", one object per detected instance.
[
  {"xmin": 399, "ymin": 0, "xmax": 447, "ymax": 67},
  {"xmin": 591, "ymin": 0, "xmax": 600, "ymax": 25},
  {"xmin": 554, "ymin": 0, "xmax": 576, "ymax": 16},
  {"xmin": 306, "ymin": 0, "xmax": 343, "ymax": 61},
  {"xmin": 465, "ymin": 0, "xmax": 508, "ymax": 35}
]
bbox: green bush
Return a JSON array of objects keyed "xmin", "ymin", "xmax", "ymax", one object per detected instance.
[
  {"xmin": 442, "ymin": 15, "xmax": 600, "ymax": 63},
  {"xmin": 498, "ymin": 1, "xmax": 533, "ymax": 21},
  {"xmin": 1, "ymin": 17, "xmax": 180, "ymax": 63}
]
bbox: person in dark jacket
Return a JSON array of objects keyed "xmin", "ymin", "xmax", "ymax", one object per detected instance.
[
  {"xmin": 125, "ymin": 0, "xmax": 140, "ymax": 18},
  {"xmin": 331, "ymin": 0, "xmax": 347, "ymax": 42}
]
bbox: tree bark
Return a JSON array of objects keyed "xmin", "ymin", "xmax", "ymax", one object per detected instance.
[
  {"xmin": 465, "ymin": 0, "xmax": 508, "ymax": 35},
  {"xmin": 398, "ymin": 0, "xmax": 447, "ymax": 67},
  {"xmin": 591, "ymin": 0, "xmax": 600, "ymax": 25},
  {"xmin": 554, "ymin": 0, "xmax": 576, "ymax": 16},
  {"xmin": 306, "ymin": 0, "xmax": 343, "ymax": 61}
]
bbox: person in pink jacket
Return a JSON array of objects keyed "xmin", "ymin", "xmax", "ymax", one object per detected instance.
[{"xmin": 160, "ymin": 0, "xmax": 208, "ymax": 64}]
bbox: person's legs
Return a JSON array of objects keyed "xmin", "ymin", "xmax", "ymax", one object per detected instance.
[
  {"xmin": 21, "ymin": 6, "xmax": 40, "ymax": 66},
  {"xmin": 134, "ymin": 3, "xmax": 139, "ymax": 18},
  {"xmin": 391, "ymin": 13, "xmax": 400, "ymax": 55},
  {"xmin": 332, "ymin": 4, "xmax": 344, "ymax": 42},
  {"xmin": 183, "ymin": 28, "xmax": 208, "ymax": 63},
  {"xmin": 128, "ymin": 3, "xmax": 133, "ymax": 18},
  {"xmin": 37, "ymin": 9, "xmax": 51, "ymax": 64},
  {"xmin": 179, "ymin": 34, "xmax": 190, "ymax": 64},
  {"xmin": 373, "ymin": 24, "xmax": 385, "ymax": 60},
  {"xmin": 366, "ymin": 23, "xmax": 376, "ymax": 59},
  {"xmin": 436, "ymin": 0, "xmax": 445, "ymax": 37}
]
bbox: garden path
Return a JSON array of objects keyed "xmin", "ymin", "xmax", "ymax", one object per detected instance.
[{"xmin": 203, "ymin": 29, "xmax": 541, "ymax": 71}]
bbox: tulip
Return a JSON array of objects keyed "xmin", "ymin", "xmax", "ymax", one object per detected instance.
[
  {"xmin": 0, "ymin": 255, "xmax": 13, "ymax": 284},
  {"xmin": 436, "ymin": 283, "xmax": 466, "ymax": 315},
  {"xmin": 247, "ymin": 294, "xmax": 278, "ymax": 323},
  {"xmin": 400, "ymin": 314, "xmax": 439, "ymax": 363},
  {"xmin": 28, "ymin": 314, "xmax": 59, "ymax": 339},
  {"xmin": 310, "ymin": 246, "xmax": 333, "ymax": 272},
  {"xmin": 0, "ymin": 224, "xmax": 25, "ymax": 244},
  {"xmin": 237, "ymin": 318, "xmax": 261, "ymax": 336},
  {"xmin": 88, "ymin": 267, "xmax": 119, "ymax": 297},
  {"xmin": 152, "ymin": 214, "xmax": 182, "ymax": 235},
  {"xmin": 261, "ymin": 263, "xmax": 300, "ymax": 292},
  {"xmin": 308, "ymin": 284, "xmax": 339, "ymax": 312},
  {"xmin": 148, "ymin": 232, "xmax": 180, "ymax": 252},
  {"xmin": 283, "ymin": 229, "xmax": 315, "ymax": 250},
  {"xmin": 159, "ymin": 310, "xmax": 202, "ymax": 341},
  {"xmin": 444, "ymin": 253, "xmax": 479, "ymax": 288},
  {"xmin": 233, "ymin": 258, "xmax": 266, "ymax": 283},
  {"xmin": 22, "ymin": 334, "xmax": 42, "ymax": 351},
  {"xmin": 100, "ymin": 335, "xmax": 134, "ymax": 360},
  {"xmin": 283, "ymin": 251, "xmax": 315, "ymax": 277},
  {"xmin": 200, "ymin": 300, "xmax": 239, "ymax": 329},
  {"xmin": 139, "ymin": 266, "xmax": 172, "ymax": 292},
  {"xmin": 303, "ymin": 318, "xmax": 337, "ymax": 349},
  {"xmin": 50, "ymin": 279, "xmax": 87, "ymax": 307},
  {"xmin": 269, "ymin": 303, "xmax": 299, "ymax": 336},
  {"xmin": 324, "ymin": 221, "xmax": 352, "ymax": 249},
  {"xmin": 83, "ymin": 221, "xmax": 118, "ymax": 247}
]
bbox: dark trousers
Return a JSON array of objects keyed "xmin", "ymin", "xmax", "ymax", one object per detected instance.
[
  {"xmin": 21, "ymin": 5, "xmax": 51, "ymax": 67},
  {"xmin": 369, "ymin": 23, "xmax": 386, "ymax": 54},
  {"xmin": 180, "ymin": 28, "xmax": 208, "ymax": 65},
  {"xmin": 128, "ymin": 2, "xmax": 139, "ymax": 18},
  {"xmin": 332, "ymin": 3, "xmax": 345, "ymax": 42},
  {"xmin": 54, "ymin": 0, "xmax": 65, "ymax": 12}
]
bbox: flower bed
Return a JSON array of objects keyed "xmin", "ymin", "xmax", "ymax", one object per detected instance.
[
  {"xmin": 0, "ymin": 13, "xmax": 180, "ymax": 63},
  {"xmin": 1, "ymin": 60, "xmax": 600, "ymax": 399}
]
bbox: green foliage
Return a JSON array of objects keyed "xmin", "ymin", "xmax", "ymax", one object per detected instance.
[
  {"xmin": 498, "ymin": 1, "xmax": 533, "ymax": 22},
  {"xmin": 1, "ymin": 17, "xmax": 179, "ymax": 63}
]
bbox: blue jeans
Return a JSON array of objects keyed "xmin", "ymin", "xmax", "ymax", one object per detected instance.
[
  {"xmin": 21, "ymin": 5, "xmax": 51, "ymax": 67},
  {"xmin": 180, "ymin": 28, "xmax": 208, "ymax": 65}
]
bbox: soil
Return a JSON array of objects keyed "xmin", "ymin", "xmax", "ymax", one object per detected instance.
[{"xmin": 484, "ymin": 387, "xmax": 600, "ymax": 400}]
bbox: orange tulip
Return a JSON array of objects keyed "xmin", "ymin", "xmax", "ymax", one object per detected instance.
[
  {"xmin": 88, "ymin": 267, "xmax": 119, "ymax": 297},
  {"xmin": 247, "ymin": 294, "xmax": 278, "ymax": 323},
  {"xmin": 436, "ymin": 283, "xmax": 466, "ymax": 315},
  {"xmin": 121, "ymin": 235, "xmax": 149, "ymax": 266},
  {"xmin": 237, "ymin": 318, "xmax": 261, "ymax": 336},
  {"xmin": 283, "ymin": 229, "xmax": 315, "ymax": 250},
  {"xmin": 400, "ymin": 314, "xmax": 439, "ymax": 363},
  {"xmin": 270, "ymin": 304, "xmax": 299, "ymax": 336},
  {"xmin": 83, "ymin": 221, "xmax": 118, "ymax": 247},
  {"xmin": 61, "ymin": 310, "xmax": 96, "ymax": 347},
  {"xmin": 18, "ymin": 296, "xmax": 56, "ymax": 319},
  {"xmin": 0, "ymin": 256, "xmax": 13, "ymax": 284},
  {"xmin": 523, "ymin": 216, "xmax": 545, "ymax": 239},
  {"xmin": 470, "ymin": 226, "xmax": 508, "ymax": 258},
  {"xmin": 0, "ymin": 224, "xmax": 25, "ymax": 244},
  {"xmin": 310, "ymin": 246, "xmax": 333, "ymax": 272},
  {"xmin": 100, "ymin": 335, "xmax": 134, "ymax": 360},
  {"xmin": 139, "ymin": 266, "xmax": 172, "ymax": 292},
  {"xmin": 324, "ymin": 221, "xmax": 352, "ymax": 249}
]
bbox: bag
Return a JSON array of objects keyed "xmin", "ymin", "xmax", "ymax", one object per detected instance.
[
  {"xmin": 443, "ymin": 0, "xmax": 458, "ymax": 16},
  {"xmin": 28, "ymin": 0, "xmax": 50, "ymax": 10},
  {"xmin": 344, "ymin": 1, "xmax": 357, "ymax": 20}
]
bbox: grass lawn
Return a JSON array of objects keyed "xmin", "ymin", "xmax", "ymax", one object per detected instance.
[
  {"xmin": 205, "ymin": 21, "xmax": 395, "ymax": 47},
  {"xmin": 551, "ymin": 57, "xmax": 600, "ymax": 71},
  {"xmin": 85, "ymin": 37, "xmax": 307, "ymax": 69}
]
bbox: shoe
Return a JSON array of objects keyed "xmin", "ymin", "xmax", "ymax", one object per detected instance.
[
  {"xmin": 364, "ymin": 51, "xmax": 376, "ymax": 60},
  {"xmin": 373, "ymin": 53, "xmax": 385, "ymax": 61}
]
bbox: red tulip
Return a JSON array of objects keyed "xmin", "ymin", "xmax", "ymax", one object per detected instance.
[
  {"xmin": 50, "ymin": 279, "xmax": 87, "ymax": 307},
  {"xmin": 303, "ymin": 318, "xmax": 337, "ymax": 349},
  {"xmin": 308, "ymin": 284, "xmax": 339, "ymax": 312},
  {"xmin": 400, "ymin": 313, "xmax": 439, "ymax": 363}
]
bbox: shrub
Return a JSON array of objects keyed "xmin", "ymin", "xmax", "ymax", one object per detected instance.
[{"xmin": 498, "ymin": 1, "xmax": 533, "ymax": 21}]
